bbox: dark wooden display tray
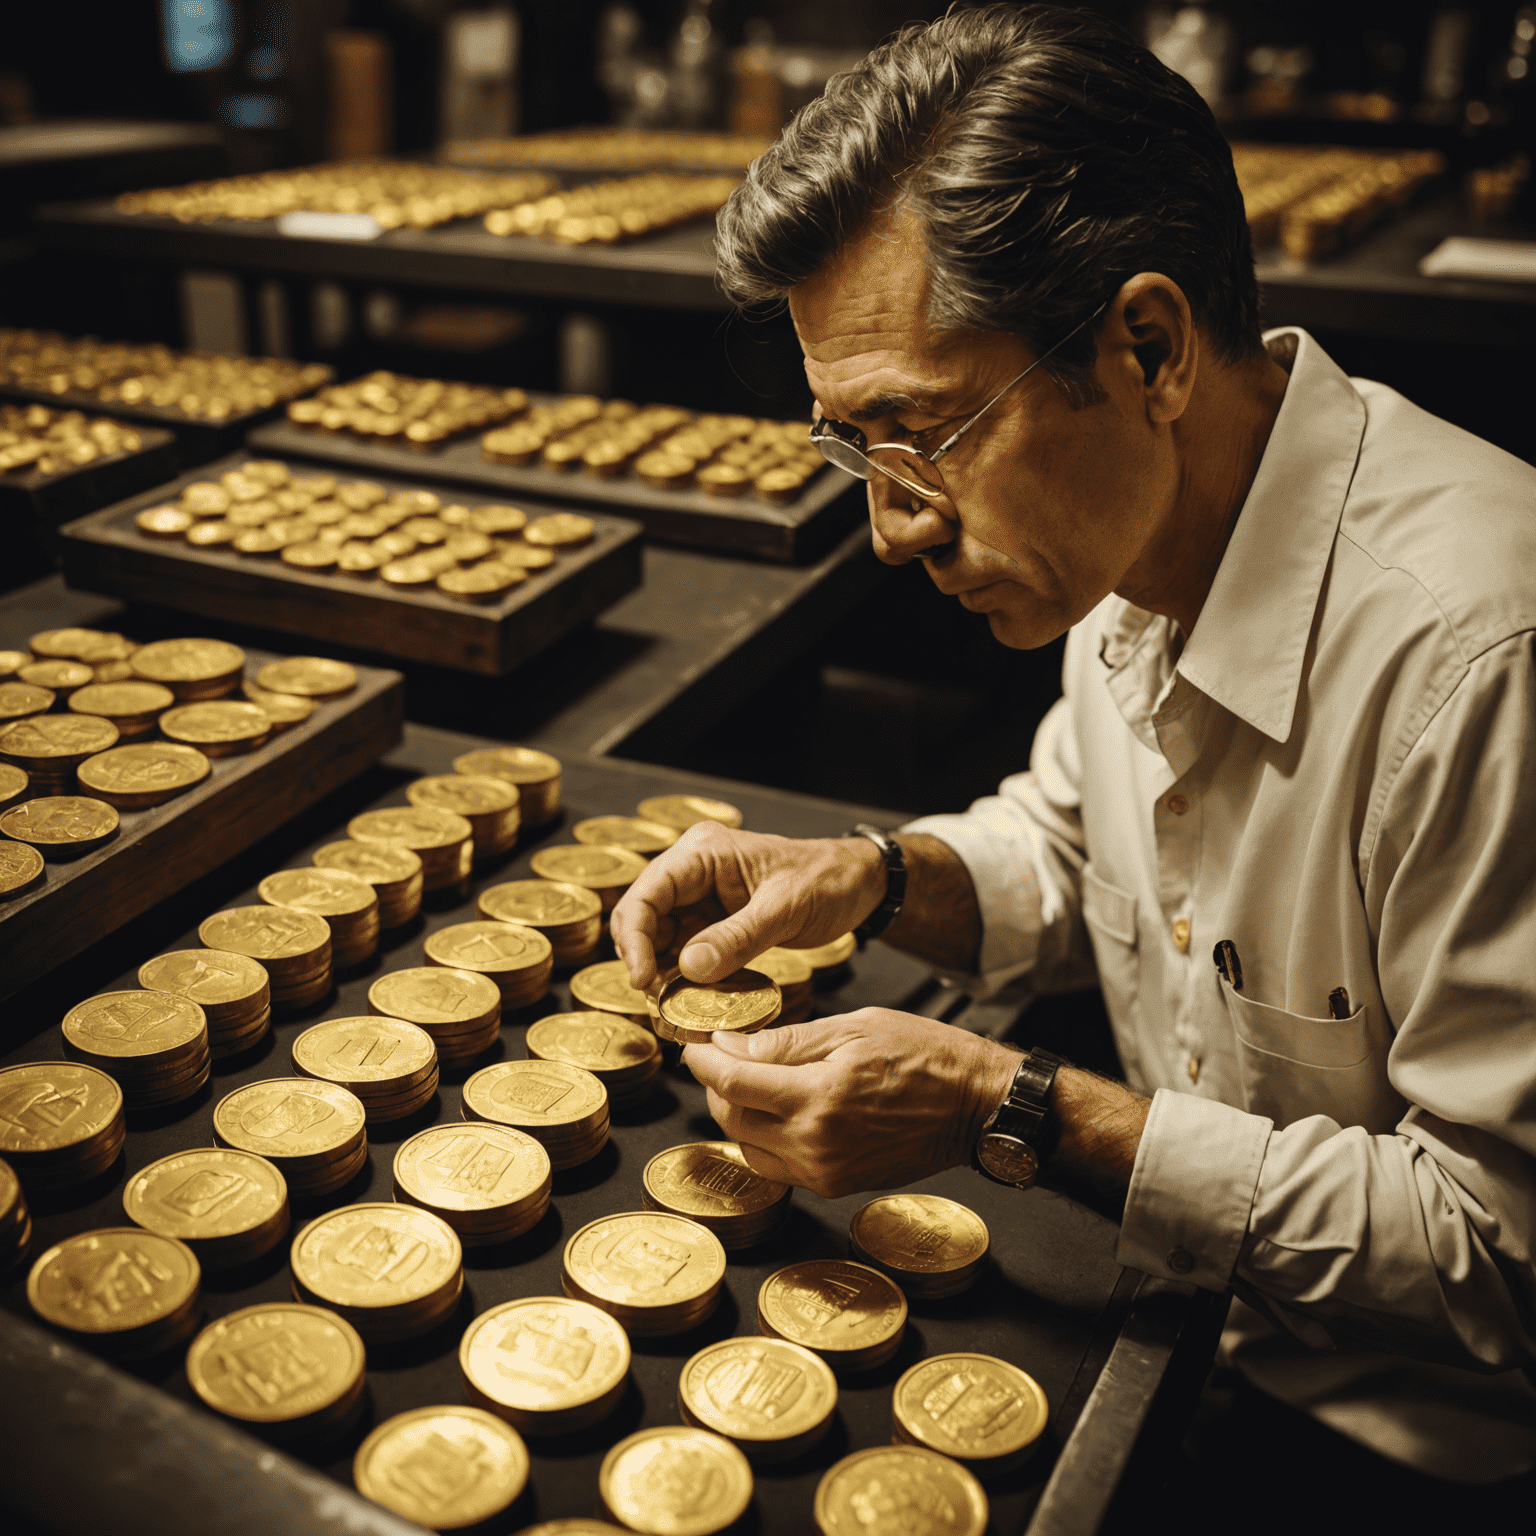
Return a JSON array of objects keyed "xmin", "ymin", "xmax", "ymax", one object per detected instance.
[
  {"xmin": 0, "ymin": 647, "xmax": 402, "ymax": 1005},
  {"xmin": 0, "ymin": 424, "xmax": 178, "ymax": 540},
  {"xmin": 55, "ymin": 452, "xmax": 645, "ymax": 675},
  {"xmin": 249, "ymin": 411, "xmax": 863, "ymax": 564}
]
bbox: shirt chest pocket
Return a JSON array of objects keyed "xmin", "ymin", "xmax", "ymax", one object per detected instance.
[
  {"xmin": 1081, "ymin": 865, "xmax": 1144, "ymax": 1075},
  {"xmin": 1217, "ymin": 982, "xmax": 1405, "ymax": 1134}
]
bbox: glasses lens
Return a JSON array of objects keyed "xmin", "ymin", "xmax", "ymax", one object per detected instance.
[
  {"xmin": 867, "ymin": 445, "xmax": 945, "ymax": 499},
  {"xmin": 813, "ymin": 435, "xmax": 875, "ymax": 480}
]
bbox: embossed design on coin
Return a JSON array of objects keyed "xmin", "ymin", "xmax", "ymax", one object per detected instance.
[
  {"xmin": 0, "ymin": 714, "xmax": 118, "ymax": 761},
  {"xmin": 0, "ymin": 1061, "xmax": 122, "ymax": 1154},
  {"xmin": 566, "ymin": 1212, "xmax": 725, "ymax": 1306},
  {"xmin": 186, "ymin": 1302, "xmax": 364, "ymax": 1423},
  {"xmin": 139, "ymin": 948, "xmax": 266, "ymax": 1006},
  {"xmin": 599, "ymin": 1426, "xmax": 753, "ymax": 1536},
  {"xmin": 254, "ymin": 657, "xmax": 357, "ymax": 697},
  {"xmin": 294, "ymin": 1016, "xmax": 435, "ymax": 1083},
  {"xmin": 426, "ymin": 921, "xmax": 548, "ymax": 970},
  {"xmin": 812, "ymin": 1444, "xmax": 989, "ymax": 1536},
  {"xmin": 645, "ymin": 1143, "xmax": 789, "ymax": 1220},
  {"xmin": 159, "ymin": 701, "xmax": 271, "ymax": 750},
  {"xmin": 526, "ymin": 1012, "xmax": 658, "ymax": 1071},
  {"xmin": 680, "ymin": 1337, "xmax": 836, "ymax": 1458},
  {"xmin": 214, "ymin": 1079, "xmax": 365, "ymax": 1156},
  {"xmin": 370, "ymin": 967, "xmax": 500, "ymax": 1024},
  {"xmin": 394, "ymin": 1123, "xmax": 550, "ymax": 1213},
  {"xmin": 891, "ymin": 1354, "xmax": 1049, "ymax": 1469},
  {"xmin": 758, "ymin": 1260, "xmax": 907, "ymax": 1371},
  {"xmin": 130, "ymin": 637, "xmax": 244, "ymax": 683},
  {"xmin": 76, "ymin": 743, "xmax": 211, "ymax": 805},
  {"xmin": 529, "ymin": 844, "xmax": 647, "ymax": 887},
  {"xmin": 465, "ymin": 1060, "xmax": 605, "ymax": 1126},
  {"xmin": 572, "ymin": 815, "xmax": 678, "ymax": 854},
  {"xmin": 479, "ymin": 879, "xmax": 601, "ymax": 926},
  {"xmin": 0, "ymin": 840, "xmax": 45, "ymax": 896},
  {"xmin": 124, "ymin": 1148, "xmax": 287, "ymax": 1245},
  {"xmin": 291, "ymin": 1203, "xmax": 460, "ymax": 1310},
  {"xmin": 28, "ymin": 1226, "xmax": 199, "ymax": 1334},
  {"xmin": 62, "ymin": 991, "xmax": 205, "ymax": 1056},
  {"xmin": 570, "ymin": 960, "xmax": 651, "ymax": 1017},
  {"xmin": 658, "ymin": 970, "xmax": 780, "ymax": 1041},
  {"xmin": 200, "ymin": 906, "xmax": 331, "ymax": 960},
  {"xmin": 0, "ymin": 796, "xmax": 118, "ymax": 850},
  {"xmin": 349, "ymin": 806, "xmax": 472, "ymax": 850},
  {"xmin": 636, "ymin": 794, "xmax": 742, "ymax": 833},
  {"xmin": 850, "ymin": 1194, "xmax": 989, "ymax": 1297}
]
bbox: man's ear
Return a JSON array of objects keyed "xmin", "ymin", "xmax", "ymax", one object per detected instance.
[{"xmin": 1100, "ymin": 274, "xmax": 1198, "ymax": 425}]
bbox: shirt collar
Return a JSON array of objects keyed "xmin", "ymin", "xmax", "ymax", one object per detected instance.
[{"xmin": 1174, "ymin": 327, "xmax": 1366, "ymax": 744}]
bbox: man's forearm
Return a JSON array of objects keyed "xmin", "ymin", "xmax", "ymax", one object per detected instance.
[{"xmin": 880, "ymin": 832, "xmax": 983, "ymax": 974}]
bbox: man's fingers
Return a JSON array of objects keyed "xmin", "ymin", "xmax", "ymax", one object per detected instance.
[
  {"xmin": 733, "ymin": 1140, "xmax": 801, "ymax": 1189},
  {"xmin": 684, "ymin": 1038, "xmax": 817, "ymax": 1115},
  {"xmin": 702, "ymin": 1089, "xmax": 780, "ymax": 1148},
  {"xmin": 740, "ymin": 1019, "xmax": 849, "ymax": 1068},
  {"xmin": 679, "ymin": 889, "xmax": 806, "ymax": 983},
  {"xmin": 609, "ymin": 903, "xmax": 657, "ymax": 989}
]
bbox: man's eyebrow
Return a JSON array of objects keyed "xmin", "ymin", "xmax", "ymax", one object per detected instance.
[{"xmin": 846, "ymin": 390, "xmax": 930, "ymax": 423}]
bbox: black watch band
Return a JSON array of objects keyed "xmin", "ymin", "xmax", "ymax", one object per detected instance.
[
  {"xmin": 846, "ymin": 824, "xmax": 906, "ymax": 946},
  {"xmin": 973, "ymin": 1047, "xmax": 1065, "ymax": 1188}
]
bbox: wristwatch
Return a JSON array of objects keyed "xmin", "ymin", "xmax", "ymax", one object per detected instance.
[
  {"xmin": 973, "ymin": 1048, "xmax": 1065, "ymax": 1189},
  {"xmin": 845, "ymin": 824, "xmax": 907, "ymax": 946}
]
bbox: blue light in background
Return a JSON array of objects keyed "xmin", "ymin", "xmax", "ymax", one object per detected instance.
[
  {"xmin": 162, "ymin": 0, "xmax": 235, "ymax": 74},
  {"xmin": 248, "ymin": 46, "xmax": 284, "ymax": 80},
  {"xmin": 218, "ymin": 94, "xmax": 288, "ymax": 128},
  {"xmin": 250, "ymin": 4, "xmax": 288, "ymax": 80}
]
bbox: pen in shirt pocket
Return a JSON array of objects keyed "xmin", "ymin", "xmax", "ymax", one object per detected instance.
[{"xmin": 1328, "ymin": 987, "xmax": 1352, "ymax": 1020}]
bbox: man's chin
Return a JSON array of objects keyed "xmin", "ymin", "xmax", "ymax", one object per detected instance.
[{"xmin": 982, "ymin": 603, "xmax": 1069, "ymax": 651}]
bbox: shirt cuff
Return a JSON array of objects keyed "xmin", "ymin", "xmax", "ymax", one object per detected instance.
[{"xmin": 1116, "ymin": 1089, "xmax": 1272, "ymax": 1290}]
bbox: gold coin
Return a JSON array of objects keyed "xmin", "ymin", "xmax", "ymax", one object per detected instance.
[
  {"xmin": 291, "ymin": 1203, "xmax": 460, "ymax": 1312},
  {"xmin": 466, "ymin": 504, "xmax": 526, "ymax": 534},
  {"xmin": 637, "ymin": 795, "xmax": 743, "ymax": 832},
  {"xmin": 354, "ymin": 1406, "xmax": 530, "ymax": 1529},
  {"xmin": 29, "ymin": 628, "xmax": 106, "ymax": 659},
  {"xmin": 254, "ymin": 657, "xmax": 358, "ymax": 698},
  {"xmin": 407, "ymin": 773, "xmax": 519, "ymax": 819},
  {"xmin": 849, "ymin": 1195, "xmax": 989, "ymax": 1292},
  {"xmin": 0, "ymin": 795, "xmax": 118, "ymax": 852},
  {"xmin": 525, "ymin": 1013, "xmax": 658, "ymax": 1075},
  {"xmin": 478, "ymin": 879, "xmax": 600, "ymax": 928},
  {"xmin": 571, "ymin": 816, "xmax": 677, "ymax": 855},
  {"xmin": 241, "ymin": 681, "xmax": 314, "ymax": 727},
  {"xmin": 129, "ymin": 637, "xmax": 244, "ymax": 685},
  {"xmin": 452, "ymin": 745, "xmax": 560, "ymax": 786},
  {"xmin": 658, "ymin": 971, "xmax": 780, "ymax": 1041},
  {"xmin": 749, "ymin": 948, "xmax": 813, "ymax": 991},
  {"xmin": 124, "ymin": 1148, "xmax": 287, "ymax": 1245},
  {"xmin": 502, "ymin": 1525, "xmax": 627, "ymax": 1536},
  {"xmin": 259, "ymin": 867, "xmax": 377, "ymax": 919},
  {"xmin": 787, "ymin": 933, "xmax": 856, "ymax": 970},
  {"xmin": 491, "ymin": 543, "xmax": 555, "ymax": 570},
  {"xmin": 813, "ymin": 1445, "xmax": 988, "ymax": 1536},
  {"xmin": 160, "ymin": 701, "xmax": 271, "ymax": 751},
  {"xmin": 370, "ymin": 967, "xmax": 500, "ymax": 1027},
  {"xmin": 0, "ymin": 713, "xmax": 119, "ymax": 766},
  {"xmin": 425, "ymin": 921, "xmax": 551, "ymax": 977},
  {"xmin": 758, "ymin": 1261, "xmax": 907, "ymax": 1368},
  {"xmin": 679, "ymin": 1336, "xmax": 836, "ymax": 1451},
  {"xmin": 524, "ymin": 512, "xmax": 594, "ymax": 548},
  {"xmin": 349, "ymin": 806, "xmax": 473, "ymax": 855},
  {"xmin": 186, "ymin": 519, "xmax": 238, "ymax": 546},
  {"xmin": 598, "ymin": 1426, "xmax": 752, "ymax": 1536},
  {"xmin": 77, "ymin": 743, "xmax": 211, "ymax": 807},
  {"xmin": 293, "ymin": 1016, "xmax": 436, "ymax": 1086},
  {"xmin": 394, "ymin": 1123, "xmax": 550, "ymax": 1214},
  {"xmin": 460, "ymin": 1295, "xmax": 630, "ymax": 1425},
  {"xmin": 28, "ymin": 1227, "xmax": 199, "ymax": 1335},
  {"xmin": 281, "ymin": 540, "xmax": 339, "ymax": 569},
  {"xmin": 139, "ymin": 948, "xmax": 269, "ymax": 1009},
  {"xmin": 462, "ymin": 1060, "xmax": 606, "ymax": 1131},
  {"xmin": 0, "ymin": 681, "xmax": 54, "ymax": 721},
  {"xmin": 199, "ymin": 906, "xmax": 331, "ymax": 964},
  {"xmin": 136, "ymin": 505, "xmax": 193, "ymax": 537},
  {"xmin": 438, "ymin": 565, "xmax": 523, "ymax": 600},
  {"xmin": 186, "ymin": 1302, "xmax": 364, "ymax": 1424},
  {"xmin": 0, "ymin": 1061, "xmax": 123, "ymax": 1157},
  {"xmin": 18, "ymin": 659, "xmax": 93, "ymax": 691},
  {"xmin": 62, "ymin": 990, "xmax": 206, "ymax": 1060},
  {"xmin": 643, "ymin": 1143, "xmax": 789, "ymax": 1224},
  {"xmin": 66, "ymin": 680, "xmax": 175, "ymax": 722},
  {"xmin": 891, "ymin": 1354, "xmax": 1049, "ymax": 1467},
  {"xmin": 315, "ymin": 839, "xmax": 423, "ymax": 885},
  {"xmin": 569, "ymin": 960, "xmax": 650, "ymax": 1017},
  {"xmin": 213, "ymin": 1079, "xmax": 365, "ymax": 1160},
  {"xmin": 0, "ymin": 650, "xmax": 31, "ymax": 680},
  {"xmin": 529, "ymin": 844, "xmax": 647, "ymax": 893},
  {"xmin": 564, "ymin": 1212, "xmax": 725, "ymax": 1311},
  {"xmin": 0, "ymin": 840, "xmax": 45, "ymax": 896}
]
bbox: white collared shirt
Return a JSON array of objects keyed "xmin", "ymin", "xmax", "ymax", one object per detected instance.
[{"xmin": 905, "ymin": 328, "xmax": 1536, "ymax": 1482}]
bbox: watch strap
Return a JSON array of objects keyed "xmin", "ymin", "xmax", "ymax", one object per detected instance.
[
  {"xmin": 846, "ymin": 824, "xmax": 906, "ymax": 946},
  {"xmin": 974, "ymin": 1047, "xmax": 1065, "ymax": 1184}
]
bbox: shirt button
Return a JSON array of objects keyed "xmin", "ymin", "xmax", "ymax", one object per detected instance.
[
  {"xmin": 1187, "ymin": 1055, "xmax": 1201, "ymax": 1083},
  {"xmin": 1167, "ymin": 794, "xmax": 1189, "ymax": 815},
  {"xmin": 1168, "ymin": 1247, "xmax": 1195, "ymax": 1275},
  {"xmin": 1172, "ymin": 918, "xmax": 1191, "ymax": 954}
]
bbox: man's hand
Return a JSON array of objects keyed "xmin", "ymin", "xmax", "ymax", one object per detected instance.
[
  {"xmin": 682, "ymin": 1009, "xmax": 1019, "ymax": 1197},
  {"xmin": 611, "ymin": 826, "xmax": 886, "ymax": 990}
]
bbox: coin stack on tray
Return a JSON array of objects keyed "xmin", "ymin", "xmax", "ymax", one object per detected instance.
[
  {"xmin": 482, "ymin": 171, "xmax": 738, "ymax": 245},
  {"xmin": 453, "ymin": 745, "xmax": 561, "ymax": 825},
  {"xmin": 313, "ymin": 839, "xmax": 424, "ymax": 929},
  {"xmin": 0, "ymin": 1061, "xmax": 125, "ymax": 1190},
  {"xmin": 758, "ymin": 1259, "xmax": 909, "ymax": 1374},
  {"xmin": 748, "ymin": 947, "xmax": 814, "ymax": 1024},
  {"xmin": 393, "ymin": 1121, "xmax": 552, "ymax": 1246},
  {"xmin": 369, "ymin": 966, "xmax": 501, "ymax": 1066},
  {"xmin": 638, "ymin": 793, "xmax": 743, "ymax": 833},
  {"xmin": 185, "ymin": 1302, "xmax": 367, "ymax": 1444},
  {"xmin": 562, "ymin": 1211, "xmax": 727, "ymax": 1336},
  {"xmin": 0, "ymin": 715, "xmax": 118, "ymax": 796},
  {"xmin": 291, "ymin": 1015, "xmax": 439, "ymax": 1124},
  {"xmin": 212, "ymin": 1078, "xmax": 367, "ymax": 1199},
  {"xmin": 462, "ymin": 1059, "xmax": 610, "ymax": 1171},
  {"xmin": 655, "ymin": 968, "xmax": 781, "ymax": 1045},
  {"xmin": 795, "ymin": 931, "xmax": 857, "ymax": 992},
  {"xmin": 60, "ymin": 990, "xmax": 211, "ymax": 1110},
  {"xmin": 0, "ymin": 1158, "xmax": 33, "ymax": 1273},
  {"xmin": 642, "ymin": 1141, "xmax": 792, "ymax": 1252},
  {"xmin": 529, "ymin": 843, "xmax": 648, "ymax": 914},
  {"xmin": 599, "ymin": 1426, "xmax": 754, "ymax": 1534},
  {"xmin": 571, "ymin": 814, "xmax": 677, "ymax": 856},
  {"xmin": 407, "ymin": 773, "xmax": 520, "ymax": 860},
  {"xmin": 814, "ymin": 1444, "xmax": 989, "ymax": 1536},
  {"xmin": 138, "ymin": 949, "xmax": 272, "ymax": 1057},
  {"xmin": 286, "ymin": 371, "xmax": 527, "ymax": 445},
  {"xmin": 67, "ymin": 680, "xmax": 174, "ymax": 738},
  {"xmin": 0, "ymin": 402, "xmax": 146, "ymax": 477},
  {"xmin": 18, "ymin": 658, "xmax": 92, "ymax": 698},
  {"xmin": 27, "ymin": 1227, "xmax": 202, "ymax": 1359},
  {"xmin": 424, "ymin": 919, "xmax": 553, "ymax": 1006},
  {"xmin": 890, "ymin": 1352, "xmax": 1050, "ymax": 1479},
  {"xmin": 349, "ymin": 806, "xmax": 473, "ymax": 898},
  {"xmin": 122, "ymin": 1147, "xmax": 290, "ymax": 1270},
  {"xmin": 850, "ymin": 1193, "xmax": 991, "ymax": 1300},
  {"xmin": 291, "ymin": 1202, "xmax": 464, "ymax": 1343},
  {"xmin": 569, "ymin": 959, "xmax": 652, "ymax": 1026},
  {"xmin": 478, "ymin": 879, "xmax": 603, "ymax": 968},
  {"xmin": 678, "ymin": 1335, "xmax": 838, "ymax": 1463},
  {"xmin": 199, "ymin": 906, "xmax": 332, "ymax": 1013},
  {"xmin": 259, "ymin": 868, "xmax": 381, "ymax": 969},
  {"xmin": 524, "ymin": 1011, "xmax": 661, "ymax": 1111}
]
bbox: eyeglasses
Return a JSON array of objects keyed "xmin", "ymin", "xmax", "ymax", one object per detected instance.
[{"xmin": 808, "ymin": 300, "xmax": 1110, "ymax": 502}]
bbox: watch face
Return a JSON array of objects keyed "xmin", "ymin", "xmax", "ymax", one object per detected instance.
[{"xmin": 978, "ymin": 1133, "xmax": 1037, "ymax": 1187}]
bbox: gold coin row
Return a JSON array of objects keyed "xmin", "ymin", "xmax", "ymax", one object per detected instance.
[
  {"xmin": 0, "ymin": 326, "xmax": 330, "ymax": 422},
  {"xmin": 483, "ymin": 172, "xmax": 739, "ymax": 244},
  {"xmin": 115, "ymin": 159, "xmax": 556, "ymax": 230},
  {"xmin": 287, "ymin": 368, "xmax": 526, "ymax": 445},
  {"xmin": 446, "ymin": 126, "xmax": 775, "ymax": 171},
  {"xmin": 0, "ymin": 403, "xmax": 145, "ymax": 478}
]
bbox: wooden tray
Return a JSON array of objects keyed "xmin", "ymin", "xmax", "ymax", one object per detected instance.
[
  {"xmin": 56, "ymin": 452, "xmax": 645, "ymax": 675},
  {"xmin": 0, "ymin": 647, "xmax": 403, "ymax": 1004},
  {"xmin": 248, "ymin": 412, "xmax": 864, "ymax": 564}
]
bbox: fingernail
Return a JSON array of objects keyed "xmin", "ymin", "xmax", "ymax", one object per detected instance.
[{"xmin": 682, "ymin": 941, "xmax": 721, "ymax": 977}]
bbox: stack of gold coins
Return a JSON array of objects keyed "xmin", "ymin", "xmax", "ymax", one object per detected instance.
[
  {"xmin": 642, "ymin": 1142, "xmax": 791, "ymax": 1252},
  {"xmin": 254, "ymin": 656, "xmax": 357, "ymax": 699},
  {"xmin": 28, "ymin": 1227, "xmax": 201, "ymax": 1358},
  {"xmin": 0, "ymin": 1061, "xmax": 125, "ymax": 1190},
  {"xmin": 213, "ymin": 1078, "xmax": 367, "ymax": 1199},
  {"xmin": 425, "ymin": 920, "xmax": 552, "ymax": 1008},
  {"xmin": 462, "ymin": 1059, "xmax": 609, "ymax": 1170},
  {"xmin": 349, "ymin": 806, "xmax": 473, "ymax": 897},
  {"xmin": 66, "ymin": 680, "xmax": 173, "ymax": 739},
  {"xmin": 76, "ymin": 742, "xmax": 212, "ymax": 809},
  {"xmin": 353, "ymin": 1406, "xmax": 530, "ymax": 1530},
  {"xmin": 679, "ymin": 1336, "xmax": 838, "ymax": 1464},
  {"xmin": 748, "ymin": 948, "xmax": 813, "ymax": 1023},
  {"xmin": 0, "ymin": 794, "xmax": 119, "ymax": 859},
  {"xmin": 129, "ymin": 638, "xmax": 244, "ymax": 700},
  {"xmin": 570, "ymin": 959, "xmax": 651, "ymax": 1025},
  {"xmin": 891, "ymin": 1353, "xmax": 1049, "ymax": 1479},
  {"xmin": 186, "ymin": 1302, "xmax": 366, "ymax": 1445},
  {"xmin": 199, "ymin": 905, "xmax": 332, "ymax": 1012},
  {"xmin": 0, "ymin": 761, "xmax": 27, "ymax": 807},
  {"xmin": 460, "ymin": 1295, "xmax": 630, "ymax": 1435},
  {"xmin": 453, "ymin": 745, "xmax": 561, "ymax": 825},
  {"xmin": 572, "ymin": 814, "xmax": 678, "ymax": 855},
  {"xmin": 478, "ymin": 879, "xmax": 602, "ymax": 968},
  {"xmin": 313, "ymin": 838, "xmax": 424, "ymax": 928},
  {"xmin": 17, "ymin": 659, "xmax": 92, "ymax": 699},
  {"xmin": 0, "ymin": 840, "xmax": 45, "ymax": 899},
  {"xmin": 656, "ymin": 970, "xmax": 781, "ymax": 1045},
  {"xmin": 292, "ymin": 1015, "xmax": 439, "ymax": 1122},
  {"xmin": 370, "ymin": 967, "xmax": 501, "ymax": 1067},
  {"xmin": 0, "ymin": 713, "xmax": 119, "ymax": 794},
  {"xmin": 393, "ymin": 1122, "xmax": 552, "ymax": 1245},
  {"xmin": 525, "ymin": 1012, "xmax": 660, "ymax": 1111},
  {"xmin": 562, "ymin": 1211, "xmax": 726, "ymax": 1337},
  {"xmin": 291, "ymin": 1203, "xmax": 463, "ymax": 1343},
  {"xmin": 529, "ymin": 844, "xmax": 648, "ymax": 914},
  {"xmin": 0, "ymin": 680, "xmax": 54, "ymax": 723},
  {"xmin": 258, "ymin": 867, "xmax": 380, "ymax": 968},
  {"xmin": 637, "ymin": 794, "xmax": 743, "ymax": 833},
  {"xmin": 814, "ymin": 1445, "xmax": 988, "ymax": 1536},
  {"xmin": 138, "ymin": 949, "xmax": 271, "ymax": 1057},
  {"xmin": 123, "ymin": 1147, "xmax": 290, "ymax": 1270},
  {"xmin": 792, "ymin": 933, "xmax": 856, "ymax": 992},
  {"xmin": 160, "ymin": 699, "xmax": 272, "ymax": 757},
  {"xmin": 407, "ymin": 774, "xmax": 520, "ymax": 861},
  {"xmin": 758, "ymin": 1260, "xmax": 907, "ymax": 1374},
  {"xmin": 241, "ymin": 682, "xmax": 312, "ymax": 733},
  {"xmin": 0, "ymin": 1157, "xmax": 33, "ymax": 1273},
  {"xmin": 599, "ymin": 1427, "xmax": 753, "ymax": 1535},
  {"xmin": 849, "ymin": 1194, "xmax": 990, "ymax": 1300},
  {"xmin": 61, "ymin": 991, "xmax": 211, "ymax": 1110}
]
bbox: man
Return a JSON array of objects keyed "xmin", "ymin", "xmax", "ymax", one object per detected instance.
[{"xmin": 610, "ymin": 3, "xmax": 1536, "ymax": 1513}]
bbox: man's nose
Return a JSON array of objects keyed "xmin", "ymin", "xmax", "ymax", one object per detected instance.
[{"xmin": 868, "ymin": 474, "xmax": 958, "ymax": 565}]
